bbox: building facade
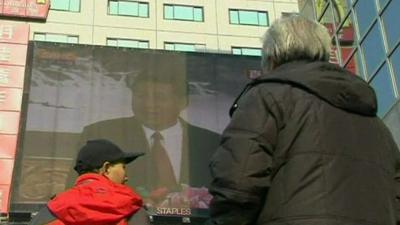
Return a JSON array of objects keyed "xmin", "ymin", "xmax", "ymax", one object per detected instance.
[
  {"xmin": 299, "ymin": 0, "xmax": 400, "ymax": 146},
  {"xmin": 3, "ymin": 0, "xmax": 298, "ymax": 56}
]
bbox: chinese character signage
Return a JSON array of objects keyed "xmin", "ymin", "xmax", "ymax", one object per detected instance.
[
  {"xmin": 0, "ymin": 0, "xmax": 50, "ymax": 20},
  {"xmin": 0, "ymin": 22, "xmax": 28, "ymax": 214},
  {"xmin": 0, "ymin": 88, "xmax": 23, "ymax": 111},
  {"xmin": 0, "ymin": 135, "xmax": 17, "ymax": 158},
  {"xmin": 0, "ymin": 43, "xmax": 28, "ymax": 65},
  {"xmin": 0, "ymin": 23, "xmax": 30, "ymax": 44},
  {"xmin": 0, "ymin": 65, "xmax": 24, "ymax": 88}
]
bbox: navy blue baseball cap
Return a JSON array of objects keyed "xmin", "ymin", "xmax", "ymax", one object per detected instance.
[{"xmin": 74, "ymin": 139, "xmax": 144, "ymax": 174}]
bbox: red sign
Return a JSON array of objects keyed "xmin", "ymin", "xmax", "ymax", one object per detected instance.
[
  {"xmin": 0, "ymin": 87, "xmax": 22, "ymax": 111},
  {"xmin": 0, "ymin": 159, "xmax": 14, "ymax": 185},
  {"xmin": 0, "ymin": 23, "xmax": 29, "ymax": 44},
  {"xmin": 0, "ymin": 159, "xmax": 14, "ymax": 212},
  {"xmin": 0, "ymin": 43, "xmax": 28, "ymax": 66},
  {"xmin": 338, "ymin": 26, "xmax": 354, "ymax": 44},
  {"xmin": 343, "ymin": 48, "xmax": 357, "ymax": 75},
  {"xmin": 0, "ymin": 0, "xmax": 50, "ymax": 20},
  {"xmin": 0, "ymin": 184, "xmax": 11, "ymax": 213},
  {"xmin": 323, "ymin": 23, "xmax": 354, "ymax": 45},
  {"xmin": 0, "ymin": 134, "xmax": 17, "ymax": 158},
  {"xmin": 0, "ymin": 22, "xmax": 28, "ymax": 214},
  {"xmin": 0, "ymin": 111, "xmax": 21, "ymax": 134},
  {"xmin": 0, "ymin": 65, "xmax": 25, "ymax": 88}
]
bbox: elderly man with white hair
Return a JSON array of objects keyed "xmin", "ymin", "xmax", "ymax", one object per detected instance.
[{"xmin": 206, "ymin": 15, "xmax": 400, "ymax": 225}]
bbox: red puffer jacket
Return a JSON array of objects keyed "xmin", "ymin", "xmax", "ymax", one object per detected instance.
[{"xmin": 47, "ymin": 173, "xmax": 143, "ymax": 225}]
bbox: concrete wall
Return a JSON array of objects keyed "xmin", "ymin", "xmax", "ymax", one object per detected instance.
[{"xmin": 18, "ymin": 0, "xmax": 299, "ymax": 53}]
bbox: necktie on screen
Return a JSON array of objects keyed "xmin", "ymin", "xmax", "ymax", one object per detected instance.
[{"xmin": 151, "ymin": 131, "xmax": 178, "ymax": 189}]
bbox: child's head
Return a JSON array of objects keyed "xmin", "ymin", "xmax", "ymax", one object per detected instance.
[{"xmin": 74, "ymin": 139, "xmax": 144, "ymax": 184}]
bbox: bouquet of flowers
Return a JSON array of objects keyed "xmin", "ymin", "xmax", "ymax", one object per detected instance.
[{"xmin": 137, "ymin": 184, "xmax": 213, "ymax": 210}]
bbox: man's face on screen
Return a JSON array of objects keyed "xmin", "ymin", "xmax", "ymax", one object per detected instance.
[{"xmin": 132, "ymin": 81, "xmax": 185, "ymax": 130}]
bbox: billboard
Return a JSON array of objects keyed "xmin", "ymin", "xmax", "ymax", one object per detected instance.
[
  {"xmin": 10, "ymin": 42, "xmax": 261, "ymax": 217},
  {"xmin": 0, "ymin": 22, "xmax": 28, "ymax": 214},
  {"xmin": 0, "ymin": 0, "xmax": 50, "ymax": 20}
]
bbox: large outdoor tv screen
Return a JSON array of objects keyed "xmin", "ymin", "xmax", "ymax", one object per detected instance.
[{"xmin": 11, "ymin": 42, "xmax": 260, "ymax": 216}]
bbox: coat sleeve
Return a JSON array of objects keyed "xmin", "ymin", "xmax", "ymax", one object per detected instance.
[{"xmin": 206, "ymin": 86, "xmax": 281, "ymax": 225}]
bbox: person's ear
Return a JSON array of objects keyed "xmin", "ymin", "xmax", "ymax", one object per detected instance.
[{"xmin": 99, "ymin": 161, "xmax": 111, "ymax": 175}]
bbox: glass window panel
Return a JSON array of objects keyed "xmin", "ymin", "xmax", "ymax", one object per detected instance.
[
  {"xmin": 341, "ymin": 46, "xmax": 355, "ymax": 68},
  {"xmin": 239, "ymin": 10, "xmax": 258, "ymax": 25},
  {"xmin": 175, "ymin": 44, "xmax": 195, "ymax": 52},
  {"xmin": 242, "ymin": 48, "xmax": 262, "ymax": 56},
  {"xmin": 361, "ymin": 22, "xmax": 385, "ymax": 79},
  {"xmin": 107, "ymin": 39, "xmax": 118, "ymax": 46},
  {"xmin": 193, "ymin": 8, "xmax": 203, "ymax": 21},
  {"xmin": 299, "ymin": 0, "xmax": 316, "ymax": 20},
  {"xmin": 232, "ymin": 48, "xmax": 242, "ymax": 55},
  {"xmin": 164, "ymin": 5, "xmax": 173, "ymax": 19},
  {"xmin": 138, "ymin": 41, "xmax": 149, "ymax": 49},
  {"xmin": 164, "ymin": 5, "xmax": 203, "ymax": 21},
  {"xmin": 356, "ymin": 49, "xmax": 366, "ymax": 78},
  {"xmin": 390, "ymin": 45, "xmax": 400, "ymax": 95},
  {"xmin": 232, "ymin": 47, "xmax": 261, "ymax": 56},
  {"xmin": 109, "ymin": 1, "xmax": 118, "ymax": 14},
  {"xmin": 345, "ymin": 0, "xmax": 354, "ymax": 7},
  {"xmin": 164, "ymin": 43, "xmax": 174, "ymax": 50},
  {"xmin": 258, "ymin": 12, "xmax": 268, "ymax": 26},
  {"xmin": 164, "ymin": 43, "xmax": 203, "ymax": 52},
  {"xmin": 339, "ymin": 14, "xmax": 357, "ymax": 67},
  {"xmin": 195, "ymin": 44, "xmax": 206, "ymax": 51},
  {"xmin": 138, "ymin": 3, "xmax": 148, "ymax": 17},
  {"xmin": 320, "ymin": 4, "xmax": 335, "ymax": 36},
  {"xmin": 230, "ymin": 10, "xmax": 239, "ymax": 24},
  {"xmin": 69, "ymin": 0, "xmax": 80, "ymax": 12},
  {"xmin": 370, "ymin": 63, "xmax": 396, "ymax": 117},
  {"xmin": 51, "ymin": 0, "xmax": 69, "ymax": 10},
  {"xmin": 67, "ymin": 36, "xmax": 78, "ymax": 43},
  {"xmin": 382, "ymin": 0, "xmax": 400, "ymax": 51},
  {"xmin": 108, "ymin": 39, "xmax": 149, "ymax": 48},
  {"xmin": 119, "ymin": 39, "xmax": 138, "ymax": 48},
  {"xmin": 338, "ymin": 12, "xmax": 356, "ymax": 46},
  {"xmin": 344, "ymin": 49, "xmax": 365, "ymax": 77},
  {"xmin": 119, "ymin": 1, "xmax": 138, "ymax": 16},
  {"xmin": 342, "ymin": 48, "xmax": 364, "ymax": 76},
  {"xmin": 46, "ymin": 34, "xmax": 68, "ymax": 43},
  {"xmin": 315, "ymin": 0, "xmax": 328, "ymax": 19},
  {"xmin": 354, "ymin": 1, "xmax": 377, "ymax": 38},
  {"xmin": 174, "ymin": 6, "xmax": 193, "ymax": 20},
  {"xmin": 33, "ymin": 33, "xmax": 45, "ymax": 41},
  {"xmin": 379, "ymin": 0, "xmax": 390, "ymax": 9},
  {"xmin": 33, "ymin": 33, "xmax": 79, "ymax": 44},
  {"xmin": 332, "ymin": 0, "xmax": 349, "ymax": 26}
]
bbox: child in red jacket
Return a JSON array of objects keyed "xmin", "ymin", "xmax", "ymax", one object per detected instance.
[{"xmin": 29, "ymin": 139, "xmax": 145, "ymax": 225}]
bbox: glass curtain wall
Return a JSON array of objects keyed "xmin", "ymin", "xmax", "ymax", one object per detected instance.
[{"xmin": 300, "ymin": 0, "xmax": 400, "ymax": 120}]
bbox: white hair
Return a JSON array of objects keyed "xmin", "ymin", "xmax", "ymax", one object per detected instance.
[{"xmin": 262, "ymin": 15, "xmax": 331, "ymax": 71}]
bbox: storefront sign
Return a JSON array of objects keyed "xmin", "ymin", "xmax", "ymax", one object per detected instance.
[
  {"xmin": 0, "ymin": 0, "xmax": 50, "ymax": 20},
  {"xmin": 0, "ymin": 22, "xmax": 28, "ymax": 214}
]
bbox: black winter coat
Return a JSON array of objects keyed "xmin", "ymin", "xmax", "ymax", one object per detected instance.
[{"xmin": 207, "ymin": 61, "xmax": 400, "ymax": 225}]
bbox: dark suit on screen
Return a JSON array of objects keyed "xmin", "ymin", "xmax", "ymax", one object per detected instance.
[{"xmin": 68, "ymin": 116, "xmax": 220, "ymax": 191}]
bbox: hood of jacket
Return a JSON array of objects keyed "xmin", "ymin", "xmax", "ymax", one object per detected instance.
[{"xmin": 258, "ymin": 60, "xmax": 377, "ymax": 116}]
